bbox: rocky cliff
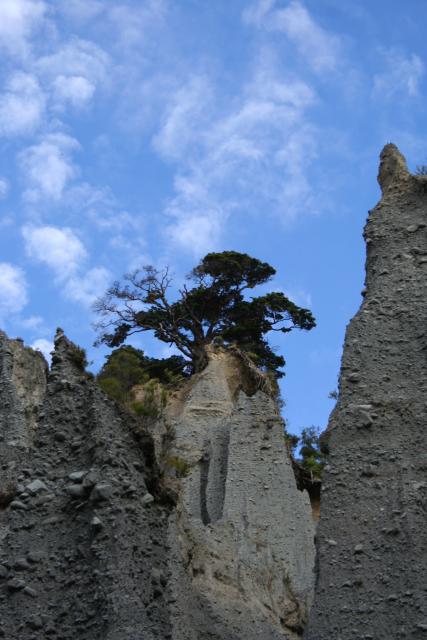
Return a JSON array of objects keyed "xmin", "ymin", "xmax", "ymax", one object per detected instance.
[
  {"xmin": 161, "ymin": 349, "xmax": 315, "ymax": 639},
  {"xmin": 0, "ymin": 331, "xmax": 315, "ymax": 638},
  {"xmin": 304, "ymin": 145, "xmax": 427, "ymax": 638},
  {"xmin": 0, "ymin": 329, "xmax": 172, "ymax": 639}
]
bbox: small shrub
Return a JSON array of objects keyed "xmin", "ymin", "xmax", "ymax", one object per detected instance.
[
  {"xmin": 69, "ymin": 344, "xmax": 88, "ymax": 371},
  {"xmin": 299, "ymin": 426, "xmax": 326, "ymax": 480},
  {"xmin": 131, "ymin": 400, "xmax": 158, "ymax": 418},
  {"xmin": 98, "ymin": 377, "xmax": 127, "ymax": 403},
  {"xmin": 165, "ymin": 456, "xmax": 190, "ymax": 478}
]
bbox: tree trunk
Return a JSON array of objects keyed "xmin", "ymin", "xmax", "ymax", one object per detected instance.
[{"xmin": 192, "ymin": 344, "xmax": 209, "ymax": 373}]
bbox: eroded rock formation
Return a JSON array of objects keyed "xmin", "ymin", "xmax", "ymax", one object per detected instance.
[
  {"xmin": 0, "ymin": 332, "xmax": 314, "ymax": 638},
  {"xmin": 304, "ymin": 145, "xmax": 427, "ymax": 638},
  {"xmin": 161, "ymin": 349, "xmax": 315, "ymax": 639},
  {"xmin": 0, "ymin": 330, "xmax": 171, "ymax": 639}
]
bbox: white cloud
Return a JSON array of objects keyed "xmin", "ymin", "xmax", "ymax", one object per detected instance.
[
  {"xmin": 31, "ymin": 337, "xmax": 53, "ymax": 362},
  {"xmin": 373, "ymin": 50, "xmax": 425, "ymax": 99},
  {"xmin": 36, "ymin": 37, "xmax": 109, "ymax": 84},
  {"xmin": 22, "ymin": 224, "xmax": 87, "ymax": 279},
  {"xmin": 107, "ymin": 1, "xmax": 167, "ymax": 52},
  {"xmin": 153, "ymin": 76, "xmax": 212, "ymax": 159},
  {"xmin": 19, "ymin": 314, "xmax": 44, "ymax": 330},
  {"xmin": 34, "ymin": 37, "xmax": 110, "ymax": 111},
  {"xmin": 0, "ymin": 178, "xmax": 9, "ymax": 198},
  {"xmin": 65, "ymin": 267, "xmax": 110, "ymax": 306},
  {"xmin": 52, "ymin": 75, "xmax": 95, "ymax": 109},
  {"xmin": 22, "ymin": 225, "xmax": 110, "ymax": 307},
  {"xmin": 19, "ymin": 133, "xmax": 80, "ymax": 201},
  {"xmin": 0, "ymin": 0, "xmax": 47, "ymax": 58},
  {"xmin": 243, "ymin": 0, "xmax": 275, "ymax": 25},
  {"xmin": 166, "ymin": 209, "xmax": 225, "ymax": 255},
  {"xmin": 157, "ymin": 58, "xmax": 318, "ymax": 253},
  {"xmin": 244, "ymin": 0, "xmax": 340, "ymax": 73},
  {"xmin": 0, "ymin": 263, "xmax": 28, "ymax": 316},
  {"xmin": 0, "ymin": 72, "xmax": 45, "ymax": 136}
]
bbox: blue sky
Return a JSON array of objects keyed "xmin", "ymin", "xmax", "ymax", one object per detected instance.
[{"xmin": 0, "ymin": 0, "xmax": 426, "ymax": 436}]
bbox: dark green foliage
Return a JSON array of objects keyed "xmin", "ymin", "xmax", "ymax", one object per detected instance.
[
  {"xmin": 285, "ymin": 426, "xmax": 326, "ymax": 480},
  {"xmin": 69, "ymin": 344, "xmax": 88, "ymax": 371},
  {"xmin": 284, "ymin": 431, "xmax": 300, "ymax": 456},
  {"xmin": 96, "ymin": 345, "xmax": 188, "ymax": 404},
  {"xmin": 298, "ymin": 426, "xmax": 326, "ymax": 479},
  {"xmin": 94, "ymin": 251, "xmax": 316, "ymax": 379}
]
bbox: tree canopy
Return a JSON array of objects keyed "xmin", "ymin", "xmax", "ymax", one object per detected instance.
[{"xmin": 94, "ymin": 251, "xmax": 316, "ymax": 378}]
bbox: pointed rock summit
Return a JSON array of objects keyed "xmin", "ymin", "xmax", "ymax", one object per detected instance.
[
  {"xmin": 304, "ymin": 148, "xmax": 427, "ymax": 637},
  {"xmin": 377, "ymin": 142, "xmax": 411, "ymax": 193}
]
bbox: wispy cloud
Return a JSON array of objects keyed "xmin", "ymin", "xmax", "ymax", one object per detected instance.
[
  {"xmin": 0, "ymin": 179, "xmax": 9, "ymax": 198},
  {"xmin": 19, "ymin": 133, "xmax": 80, "ymax": 201},
  {"xmin": 35, "ymin": 37, "xmax": 110, "ymax": 110},
  {"xmin": 244, "ymin": 0, "xmax": 341, "ymax": 73},
  {"xmin": 0, "ymin": 262, "xmax": 28, "ymax": 316},
  {"xmin": 156, "ymin": 53, "xmax": 318, "ymax": 253},
  {"xmin": 58, "ymin": 0, "xmax": 104, "ymax": 24},
  {"xmin": 22, "ymin": 224, "xmax": 110, "ymax": 306},
  {"xmin": 373, "ymin": 49, "xmax": 425, "ymax": 99},
  {"xmin": 19, "ymin": 314, "xmax": 45, "ymax": 330},
  {"xmin": 65, "ymin": 267, "xmax": 110, "ymax": 306},
  {"xmin": 0, "ymin": 72, "xmax": 45, "ymax": 136},
  {"xmin": 22, "ymin": 224, "xmax": 87, "ymax": 277},
  {"xmin": 153, "ymin": 76, "xmax": 212, "ymax": 160},
  {"xmin": 0, "ymin": 0, "xmax": 47, "ymax": 59},
  {"xmin": 107, "ymin": 1, "xmax": 168, "ymax": 53}
]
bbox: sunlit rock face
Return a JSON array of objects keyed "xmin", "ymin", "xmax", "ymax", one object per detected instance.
[
  {"xmin": 0, "ymin": 333, "xmax": 314, "ymax": 639},
  {"xmin": 304, "ymin": 145, "xmax": 427, "ymax": 639},
  {"xmin": 0, "ymin": 330, "xmax": 47, "ymax": 448},
  {"xmin": 163, "ymin": 349, "xmax": 315, "ymax": 640}
]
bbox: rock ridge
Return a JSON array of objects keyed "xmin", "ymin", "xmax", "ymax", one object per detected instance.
[{"xmin": 304, "ymin": 144, "xmax": 427, "ymax": 639}]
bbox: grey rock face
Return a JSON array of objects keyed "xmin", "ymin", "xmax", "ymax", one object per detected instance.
[
  {"xmin": 0, "ymin": 331, "xmax": 47, "ymax": 449},
  {"xmin": 0, "ymin": 332, "xmax": 314, "ymax": 639},
  {"xmin": 0, "ymin": 331, "xmax": 171, "ymax": 639},
  {"xmin": 304, "ymin": 144, "xmax": 427, "ymax": 639},
  {"xmin": 163, "ymin": 350, "xmax": 315, "ymax": 639}
]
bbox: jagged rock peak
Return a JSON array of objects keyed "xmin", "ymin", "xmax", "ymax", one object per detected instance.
[
  {"xmin": 304, "ymin": 147, "xmax": 427, "ymax": 638},
  {"xmin": 50, "ymin": 327, "xmax": 87, "ymax": 379},
  {"xmin": 0, "ymin": 328, "xmax": 172, "ymax": 639},
  {"xmin": 377, "ymin": 142, "xmax": 410, "ymax": 193}
]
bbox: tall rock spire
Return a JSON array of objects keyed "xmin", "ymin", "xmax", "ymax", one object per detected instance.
[{"xmin": 304, "ymin": 145, "xmax": 427, "ymax": 638}]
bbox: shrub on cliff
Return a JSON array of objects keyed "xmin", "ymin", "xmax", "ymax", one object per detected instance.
[
  {"xmin": 287, "ymin": 426, "xmax": 325, "ymax": 480},
  {"xmin": 94, "ymin": 251, "xmax": 315, "ymax": 379},
  {"xmin": 97, "ymin": 345, "xmax": 189, "ymax": 404}
]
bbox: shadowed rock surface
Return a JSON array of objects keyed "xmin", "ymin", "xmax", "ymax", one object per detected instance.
[
  {"xmin": 0, "ymin": 333, "xmax": 314, "ymax": 638},
  {"xmin": 0, "ymin": 330, "xmax": 172, "ymax": 639},
  {"xmin": 304, "ymin": 144, "xmax": 427, "ymax": 639}
]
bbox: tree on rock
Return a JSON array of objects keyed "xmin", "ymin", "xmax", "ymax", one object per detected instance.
[{"xmin": 94, "ymin": 251, "xmax": 315, "ymax": 378}]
